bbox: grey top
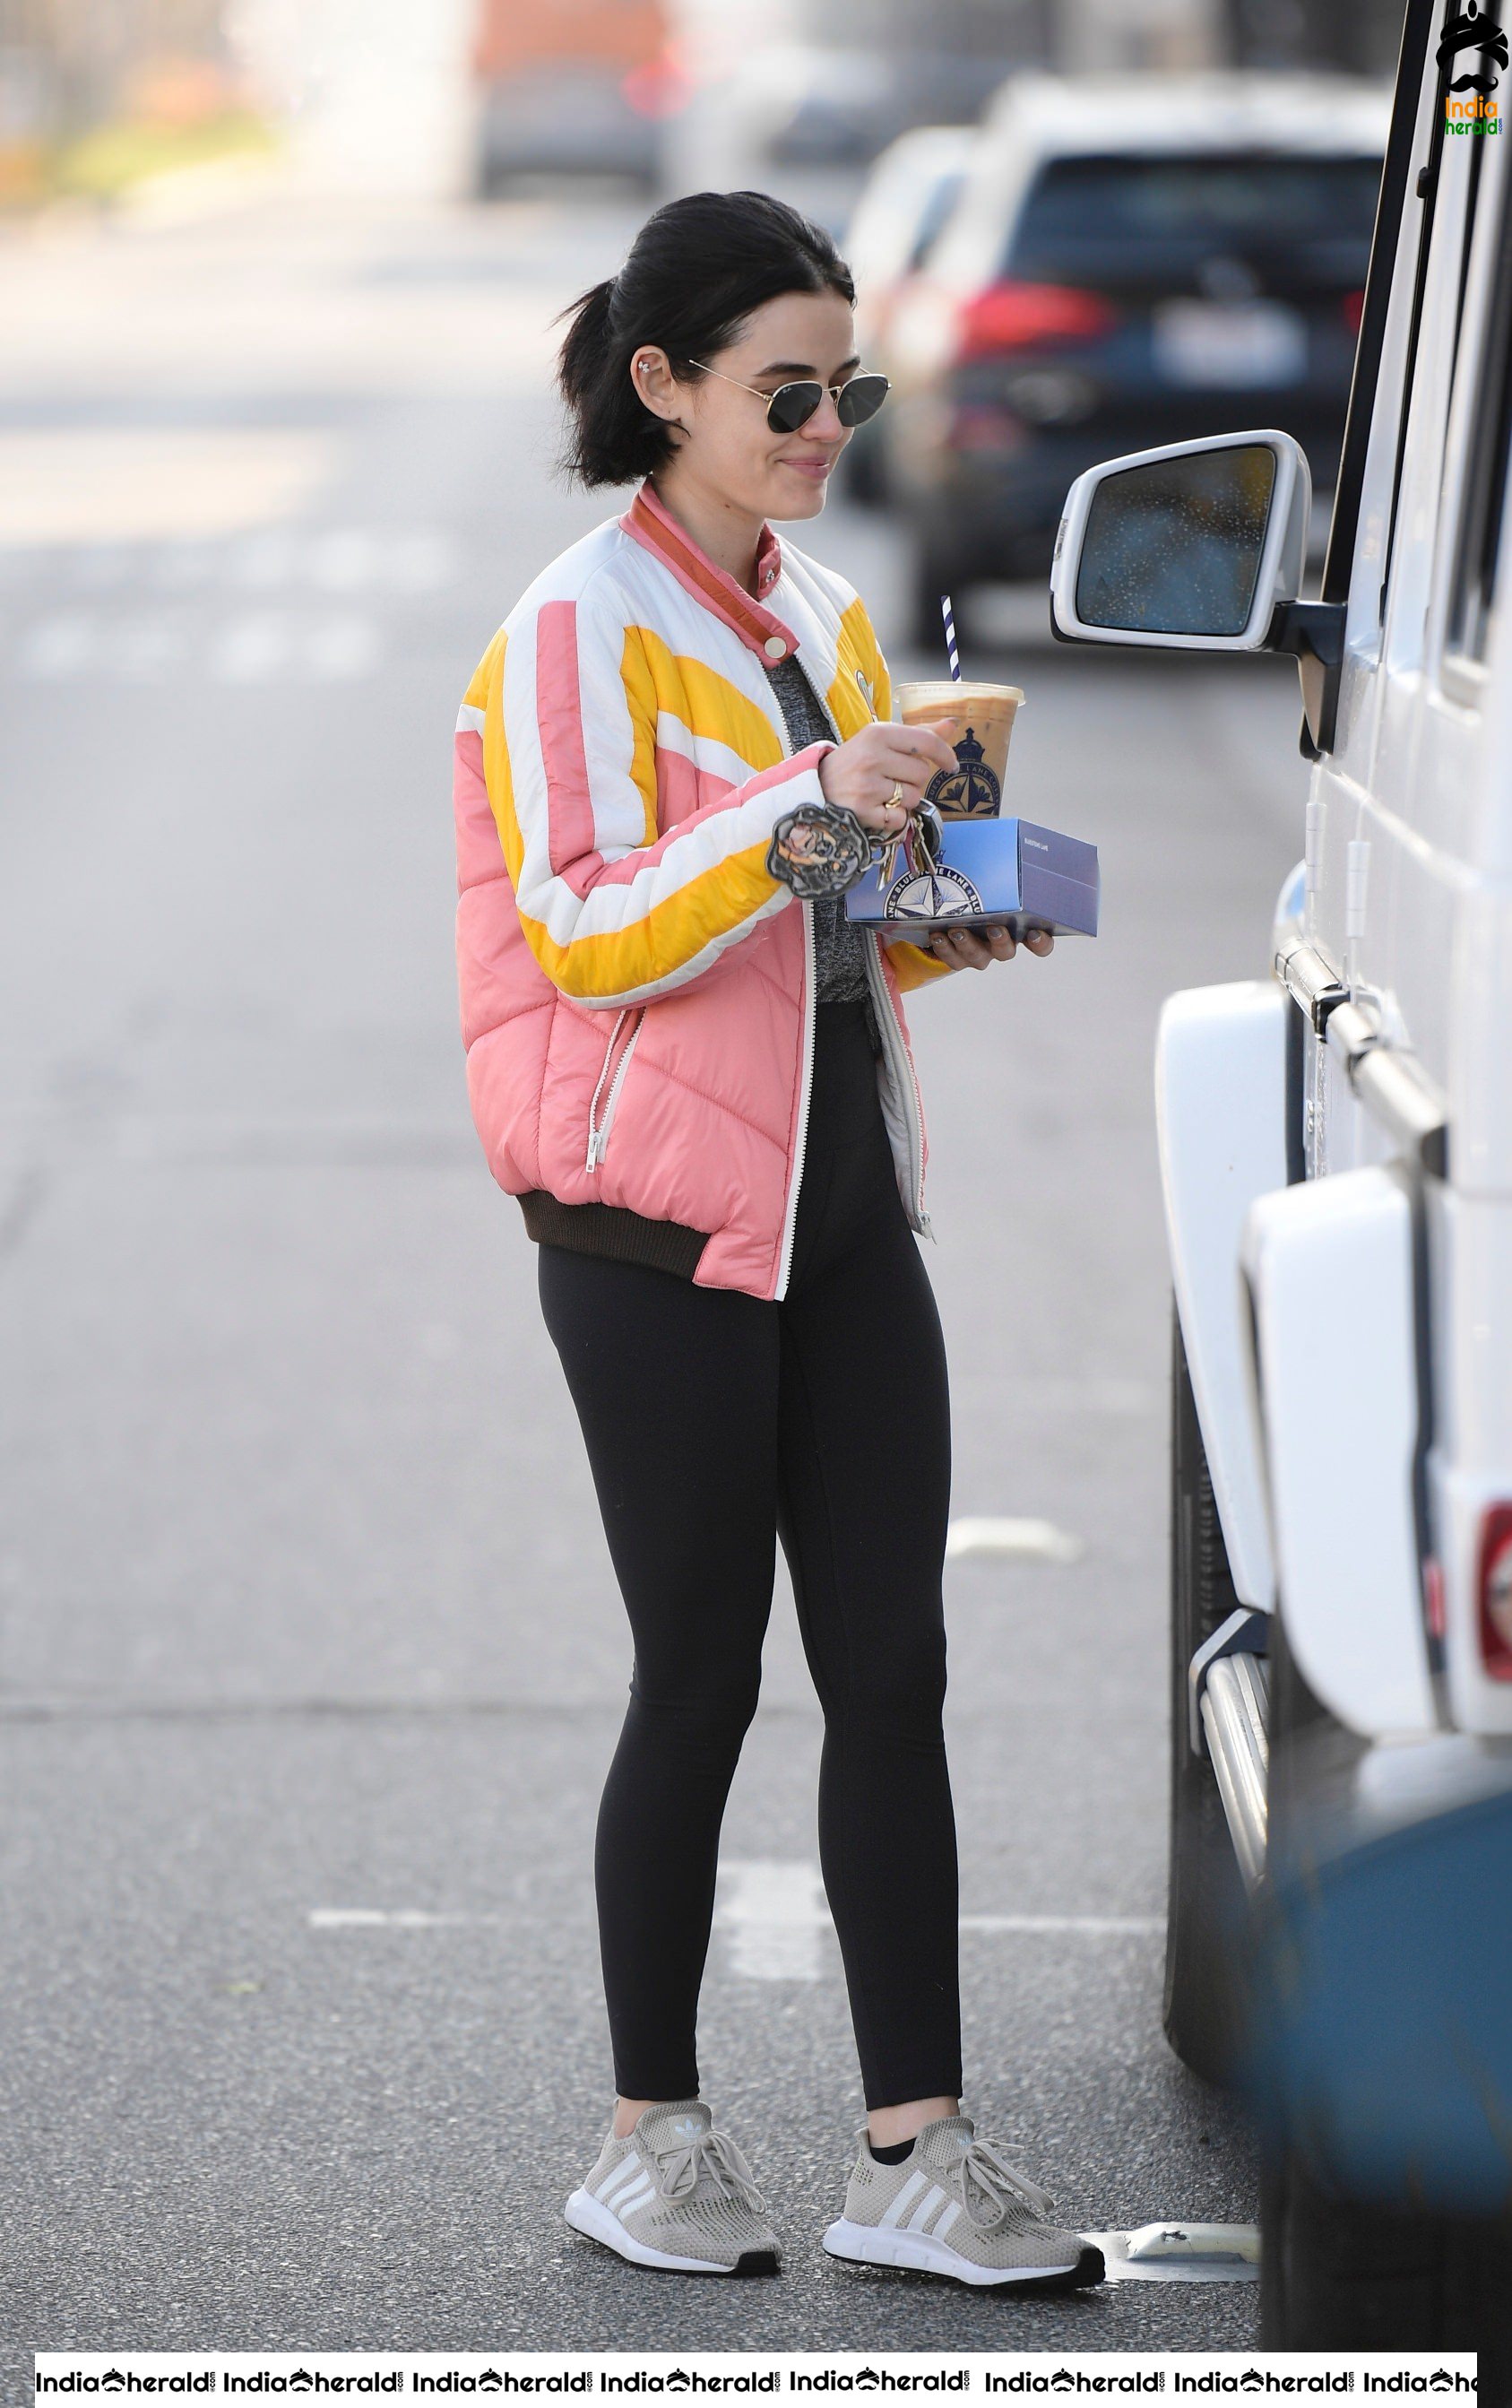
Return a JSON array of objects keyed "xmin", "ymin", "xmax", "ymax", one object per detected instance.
[{"xmin": 763, "ymin": 654, "xmax": 882, "ymax": 1055}]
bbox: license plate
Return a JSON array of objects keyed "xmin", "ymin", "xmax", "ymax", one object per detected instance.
[{"xmin": 1153, "ymin": 300, "xmax": 1306, "ymax": 388}]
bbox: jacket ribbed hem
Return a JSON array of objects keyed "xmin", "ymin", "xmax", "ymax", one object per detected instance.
[{"xmin": 516, "ymin": 1191, "xmax": 712, "ymax": 1281}]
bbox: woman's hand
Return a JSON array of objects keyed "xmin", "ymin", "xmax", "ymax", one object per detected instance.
[
  {"xmin": 819, "ymin": 715, "xmax": 960, "ymax": 836},
  {"xmin": 924, "ymin": 923, "xmax": 1056, "ymax": 969}
]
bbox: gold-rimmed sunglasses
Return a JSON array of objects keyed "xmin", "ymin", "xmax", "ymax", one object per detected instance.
[{"xmin": 687, "ymin": 359, "xmax": 890, "ymax": 435}]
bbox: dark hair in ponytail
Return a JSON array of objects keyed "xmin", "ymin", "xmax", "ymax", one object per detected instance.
[{"xmin": 554, "ymin": 189, "xmax": 855, "ymax": 489}]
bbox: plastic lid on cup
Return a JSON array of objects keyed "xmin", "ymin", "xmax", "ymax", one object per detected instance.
[{"xmin": 895, "ymin": 680, "xmax": 1026, "ymax": 709}]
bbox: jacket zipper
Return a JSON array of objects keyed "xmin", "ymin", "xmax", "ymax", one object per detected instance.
[
  {"xmin": 774, "ymin": 896, "xmax": 816, "ymax": 1299},
  {"xmin": 585, "ymin": 1007, "xmax": 645, "ymax": 1171},
  {"xmin": 863, "ymin": 932, "xmax": 934, "ymax": 1241},
  {"xmin": 771, "ymin": 653, "xmax": 931, "ymax": 1274},
  {"xmin": 771, "ymin": 656, "xmax": 823, "ymax": 1303}
]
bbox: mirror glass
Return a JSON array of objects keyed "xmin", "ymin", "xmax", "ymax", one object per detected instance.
[{"xmin": 1074, "ymin": 444, "xmax": 1277, "ymax": 636}]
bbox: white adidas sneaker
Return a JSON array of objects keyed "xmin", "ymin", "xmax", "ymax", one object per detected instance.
[
  {"xmin": 822, "ymin": 2114, "xmax": 1105, "ymax": 2290},
  {"xmin": 565, "ymin": 2097, "xmax": 782, "ymax": 2275}
]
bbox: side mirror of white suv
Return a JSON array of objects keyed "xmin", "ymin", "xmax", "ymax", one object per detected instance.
[{"xmin": 1050, "ymin": 429, "xmax": 1345, "ymax": 753}]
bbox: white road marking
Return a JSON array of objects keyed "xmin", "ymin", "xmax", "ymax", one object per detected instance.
[
  {"xmin": 713, "ymin": 1858, "xmax": 829, "ymax": 1981},
  {"xmin": 0, "ymin": 430, "xmax": 333, "ymax": 545},
  {"xmin": 946, "ymin": 1516, "xmax": 1084, "ymax": 1564},
  {"xmin": 228, "ymin": 531, "xmax": 301, "ymax": 591},
  {"xmin": 308, "ymin": 1908, "xmax": 502, "ymax": 1928},
  {"xmin": 952, "ymin": 1374, "xmax": 1155, "ymax": 1418},
  {"xmin": 307, "ymin": 529, "xmax": 380, "ymax": 592},
  {"xmin": 151, "ymin": 543, "xmax": 218, "ymax": 591},
  {"xmin": 68, "ymin": 547, "xmax": 134, "ymax": 591},
  {"xmin": 8, "ymin": 607, "xmax": 384, "ymax": 684},
  {"xmin": 212, "ymin": 611, "xmax": 291, "ymax": 682},
  {"xmin": 15, "ymin": 614, "xmax": 95, "ymax": 678},
  {"xmin": 116, "ymin": 614, "xmax": 191, "ymax": 682},
  {"xmin": 383, "ymin": 528, "xmax": 454, "ymax": 592},
  {"xmin": 3, "ymin": 526, "xmax": 450, "ymax": 683},
  {"xmin": 304, "ymin": 613, "xmax": 382, "ymax": 680},
  {"xmin": 959, "ymin": 1914, "xmax": 1162, "ymax": 1935},
  {"xmin": 307, "ymin": 1872, "xmax": 1163, "ymax": 1967}
]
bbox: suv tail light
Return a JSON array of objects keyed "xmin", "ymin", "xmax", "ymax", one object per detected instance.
[
  {"xmin": 1342, "ymin": 288, "xmax": 1366, "ymax": 335},
  {"xmin": 1477, "ymin": 1504, "xmax": 1512, "ymax": 1678},
  {"xmin": 955, "ymin": 281, "xmax": 1116, "ymax": 364}
]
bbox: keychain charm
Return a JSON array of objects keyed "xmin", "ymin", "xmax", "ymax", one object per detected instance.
[{"xmin": 767, "ymin": 801, "xmax": 872, "ymax": 899}]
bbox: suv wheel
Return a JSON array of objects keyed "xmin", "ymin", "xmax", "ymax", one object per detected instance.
[
  {"xmin": 1261, "ymin": 1614, "xmax": 1512, "ymax": 2372},
  {"xmin": 1261, "ymin": 2126, "xmax": 1512, "ymax": 2374},
  {"xmin": 1163, "ymin": 1299, "xmax": 1249, "ymax": 2084}
]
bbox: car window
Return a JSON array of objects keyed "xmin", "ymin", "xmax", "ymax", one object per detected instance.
[
  {"xmin": 909, "ymin": 169, "xmax": 967, "ymax": 272},
  {"xmin": 1377, "ymin": 5, "xmax": 1507, "ymax": 620},
  {"xmin": 1002, "ymin": 152, "xmax": 1381, "ymax": 282},
  {"xmin": 1446, "ymin": 165, "xmax": 1512, "ymax": 663}
]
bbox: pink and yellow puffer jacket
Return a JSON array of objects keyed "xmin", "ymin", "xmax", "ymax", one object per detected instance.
[{"xmin": 452, "ymin": 478, "xmax": 958, "ymax": 1303}]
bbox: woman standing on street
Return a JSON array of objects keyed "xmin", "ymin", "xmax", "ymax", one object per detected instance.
[{"xmin": 451, "ymin": 188, "xmax": 1102, "ymax": 2293}]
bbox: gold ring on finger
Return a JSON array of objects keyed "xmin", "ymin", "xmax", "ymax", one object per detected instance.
[{"xmin": 888, "ymin": 782, "xmax": 906, "ymax": 810}]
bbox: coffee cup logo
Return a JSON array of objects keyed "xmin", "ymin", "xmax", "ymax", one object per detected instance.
[{"xmin": 926, "ymin": 726, "xmax": 1002, "ymax": 819}]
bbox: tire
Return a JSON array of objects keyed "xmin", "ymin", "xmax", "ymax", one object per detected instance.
[
  {"xmin": 1260, "ymin": 1613, "xmax": 1512, "ymax": 2380},
  {"xmin": 1261, "ymin": 2135, "xmax": 1512, "ymax": 2384},
  {"xmin": 1162, "ymin": 1299, "xmax": 1250, "ymax": 2085}
]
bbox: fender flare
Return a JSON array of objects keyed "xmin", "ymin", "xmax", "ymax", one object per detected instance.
[{"xmin": 1155, "ymin": 981, "xmax": 1287, "ymax": 1613}]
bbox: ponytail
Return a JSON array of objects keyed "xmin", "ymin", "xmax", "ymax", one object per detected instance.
[{"xmin": 555, "ymin": 273, "xmax": 650, "ymax": 489}]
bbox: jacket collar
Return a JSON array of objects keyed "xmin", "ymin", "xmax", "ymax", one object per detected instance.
[{"xmin": 619, "ymin": 480, "xmax": 801, "ymax": 665}]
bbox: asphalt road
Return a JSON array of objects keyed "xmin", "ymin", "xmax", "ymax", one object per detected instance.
[{"xmin": 0, "ymin": 185, "xmax": 1309, "ymax": 2371}]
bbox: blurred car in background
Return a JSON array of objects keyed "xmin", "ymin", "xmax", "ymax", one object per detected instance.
[
  {"xmin": 471, "ymin": 0, "xmax": 681, "ymax": 194},
  {"xmin": 676, "ymin": 39, "xmax": 1028, "ymax": 230},
  {"xmin": 747, "ymin": 44, "xmax": 903, "ymax": 171},
  {"xmin": 841, "ymin": 126, "xmax": 976, "ymax": 505},
  {"xmin": 878, "ymin": 73, "xmax": 1389, "ymax": 645}
]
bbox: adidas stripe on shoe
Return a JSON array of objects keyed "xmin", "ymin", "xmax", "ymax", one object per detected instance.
[
  {"xmin": 822, "ymin": 2114, "xmax": 1104, "ymax": 2291},
  {"xmin": 565, "ymin": 2098, "xmax": 782, "ymax": 2276}
]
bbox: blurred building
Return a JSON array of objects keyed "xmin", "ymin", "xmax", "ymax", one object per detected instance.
[
  {"xmin": 811, "ymin": 0, "xmax": 1052, "ymax": 61},
  {"xmin": 1055, "ymin": 0, "xmax": 1220, "ymax": 71},
  {"xmin": 1222, "ymin": 0, "xmax": 1407, "ymax": 74},
  {"xmin": 810, "ymin": 0, "xmax": 1404, "ymax": 78}
]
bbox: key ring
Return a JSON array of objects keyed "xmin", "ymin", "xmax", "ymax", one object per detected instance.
[
  {"xmin": 877, "ymin": 797, "xmax": 945, "ymax": 888},
  {"xmin": 912, "ymin": 798, "xmax": 945, "ymax": 874}
]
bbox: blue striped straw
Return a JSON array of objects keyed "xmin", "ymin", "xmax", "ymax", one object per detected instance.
[{"xmin": 940, "ymin": 593, "xmax": 961, "ymax": 680}]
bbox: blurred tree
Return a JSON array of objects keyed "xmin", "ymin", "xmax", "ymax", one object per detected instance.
[{"xmin": 0, "ymin": 0, "xmax": 231, "ymax": 139}]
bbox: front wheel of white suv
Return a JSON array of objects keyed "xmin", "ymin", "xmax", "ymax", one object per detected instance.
[
  {"xmin": 1259, "ymin": 1613, "xmax": 1512, "ymax": 2374},
  {"xmin": 1163, "ymin": 1302, "xmax": 1249, "ymax": 2086}
]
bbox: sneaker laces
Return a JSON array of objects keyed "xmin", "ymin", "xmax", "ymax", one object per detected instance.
[
  {"xmin": 650, "ymin": 2126, "xmax": 767, "ymax": 2212},
  {"xmin": 955, "ymin": 2135, "xmax": 1057, "ymax": 2233}
]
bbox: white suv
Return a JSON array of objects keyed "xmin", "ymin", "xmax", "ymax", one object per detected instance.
[{"xmin": 1050, "ymin": 0, "xmax": 1512, "ymax": 2366}]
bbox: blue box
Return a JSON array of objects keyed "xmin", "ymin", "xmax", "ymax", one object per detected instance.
[{"xmin": 843, "ymin": 817, "xmax": 1100, "ymax": 939}]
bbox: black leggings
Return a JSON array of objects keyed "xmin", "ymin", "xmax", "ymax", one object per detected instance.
[{"xmin": 536, "ymin": 996, "xmax": 961, "ymax": 2113}]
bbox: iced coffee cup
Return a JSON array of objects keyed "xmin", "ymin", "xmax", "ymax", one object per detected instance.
[{"xmin": 895, "ymin": 680, "xmax": 1025, "ymax": 819}]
